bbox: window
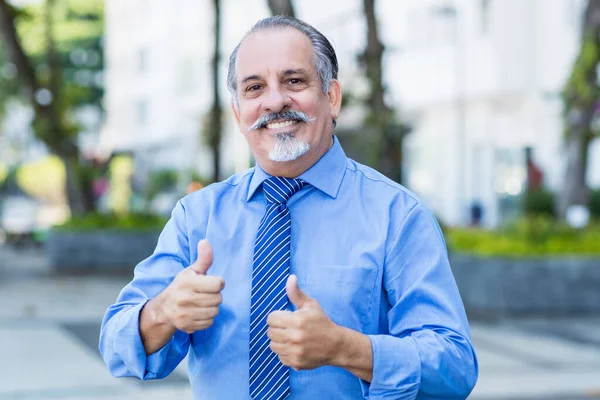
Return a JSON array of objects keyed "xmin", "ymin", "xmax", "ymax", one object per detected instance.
[
  {"xmin": 569, "ymin": 0, "xmax": 586, "ymax": 31},
  {"xmin": 480, "ymin": 0, "xmax": 491, "ymax": 36},
  {"xmin": 139, "ymin": 48, "xmax": 148, "ymax": 73},
  {"xmin": 137, "ymin": 100, "xmax": 148, "ymax": 126}
]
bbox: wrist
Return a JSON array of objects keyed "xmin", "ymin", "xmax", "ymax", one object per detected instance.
[
  {"xmin": 329, "ymin": 324, "xmax": 353, "ymax": 367},
  {"xmin": 146, "ymin": 292, "xmax": 172, "ymax": 328},
  {"xmin": 330, "ymin": 325, "xmax": 373, "ymax": 370}
]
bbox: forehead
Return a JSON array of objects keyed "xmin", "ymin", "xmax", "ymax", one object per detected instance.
[{"xmin": 235, "ymin": 27, "xmax": 315, "ymax": 80}]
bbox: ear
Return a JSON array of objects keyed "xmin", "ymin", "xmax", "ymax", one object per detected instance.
[
  {"xmin": 327, "ymin": 79, "xmax": 342, "ymax": 122},
  {"xmin": 231, "ymin": 100, "xmax": 242, "ymax": 130}
]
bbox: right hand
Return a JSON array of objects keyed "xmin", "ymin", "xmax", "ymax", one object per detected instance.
[{"xmin": 159, "ymin": 239, "xmax": 224, "ymax": 334}]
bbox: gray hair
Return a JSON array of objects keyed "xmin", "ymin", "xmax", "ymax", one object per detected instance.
[{"xmin": 226, "ymin": 16, "xmax": 339, "ymax": 110}]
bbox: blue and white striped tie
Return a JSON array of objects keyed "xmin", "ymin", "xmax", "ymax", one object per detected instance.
[{"xmin": 249, "ymin": 176, "xmax": 306, "ymax": 400}]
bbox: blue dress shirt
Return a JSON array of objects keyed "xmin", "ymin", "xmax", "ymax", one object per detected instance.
[{"xmin": 99, "ymin": 136, "xmax": 478, "ymax": 399}]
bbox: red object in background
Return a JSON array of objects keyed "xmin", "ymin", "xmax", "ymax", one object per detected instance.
[
  {"xmin": 527, "ymin": 160, "xmax": 544, "ymax": 190},
  {"xmin": 525, "ymin": 147, "xmax": 544, "ymax": 190}
]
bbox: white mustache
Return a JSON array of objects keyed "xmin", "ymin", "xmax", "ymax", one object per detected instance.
[{"xmin": 249, "ymin": 110, "xmax": 315, "ymax": 130}]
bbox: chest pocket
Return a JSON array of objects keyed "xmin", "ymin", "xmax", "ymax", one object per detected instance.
[{"xmin": 298, "ymin": 264, "xmax": 378, "ymax": 332}]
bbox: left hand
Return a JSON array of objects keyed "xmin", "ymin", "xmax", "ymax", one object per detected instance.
[{"xmin": 266, "ymin": 275, "xmax": 341, "ymax": 371}]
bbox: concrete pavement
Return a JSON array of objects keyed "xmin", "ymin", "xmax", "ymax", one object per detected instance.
[{"xmin": 1, "ymin": 244, "xmax": 599, "ymax": 399}]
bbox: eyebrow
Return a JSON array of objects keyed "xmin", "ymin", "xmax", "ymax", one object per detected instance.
[
  {"xmin": 283, "ymin": 69, "xmax": 308, "ymax": 76},
  {"xmin": 241, "ymin": 75, "xmax": 261, "ymax": 84},
  {"xmin": 240, "ymin": 69, "xmax": 309, "ymax": 85}
]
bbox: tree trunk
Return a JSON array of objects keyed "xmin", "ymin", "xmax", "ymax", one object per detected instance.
[
  {"xmin": 63, "ymin": 156, "xmax": 95, "ymax": 215},
  {"xmin": 362, "ymin": 0, "xmax": 403, "ymax": 183},
  {"xmin": 267, "ymin": 0, "xmax": 295, "ymax": 17},
  {"xmin": 0, "ymin": 0, "xmax": 95, "ymax": 215},
  {"xmin": 209, "ymin": 0, "xmax": 222, "ymax": 183},
  {"xmin": 559, "ymin": 0, "xmax": 600, "ymax": 218}
]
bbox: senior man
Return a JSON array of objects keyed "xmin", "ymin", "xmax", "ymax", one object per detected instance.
[{"xmin": 100, "ymin": 16, "xmax": 478, "ymax": 400}]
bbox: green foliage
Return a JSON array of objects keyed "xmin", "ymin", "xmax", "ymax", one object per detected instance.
[
  {"xmin": 15, "ymin": 0, "xmax": 103, "ymax": 56},
  {"xmin": 523, "ymin": 188, "xmax": 556, "ymax": 217},
  {"xmin": 53, "ymin": 212, "xmax": 168, "ymax": 231},
  {"xmin": 446, "ymin": 216, "xmax": 600, "ymax": 257},
  {"xmin": 590, "ymin": 188, "xmax": 600, "ymax": 218},
  {"xmin": 0, "ymin": 165, "xmax": 18, "ymax": 193},
  {"xmin": 189, "ymin": 170, "xmax": 213, "ymax": 187},
  {"xmin": 563, "ymin": 35, "xmax": 599, "ymax": 109},
  {"xmin": 1, "ymin": 0, "xmax": 104, "ymax": 128},
  {"xmin": 146, "ymin": 169, "xmax": 179, "ymax": 202}
]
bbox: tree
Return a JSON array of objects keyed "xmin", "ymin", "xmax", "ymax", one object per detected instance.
[
  {"xmin": 267, "ymin": 0, "xmax": 296, "ymax": 17},
  {"xmin": 0, "ymin": 0, "xmax": 103, "ymax": 215},
  {"xmin": 207, "ymin": 0, "xmax": 222, "ymax": 183},
  {"xmin": 560, "ymin": 0, "xmax": 600, "ymax": 217},
  {"xmin": 360, "ymin": 0, "xmax": 408, "ymax": 184}
]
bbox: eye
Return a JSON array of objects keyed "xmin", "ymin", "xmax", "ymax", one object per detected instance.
[
  {"xmin": 288, "ymin": 78, "xmax": 303, "ymax": 85},
  {"xmin": 246, "ymin": 84, "xmax": 261, "ymax": 92}
]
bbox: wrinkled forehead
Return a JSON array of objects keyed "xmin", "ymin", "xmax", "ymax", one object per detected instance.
[{"xmin": 235, "ymin": 26, "xmax": 316, "ymax": 81}]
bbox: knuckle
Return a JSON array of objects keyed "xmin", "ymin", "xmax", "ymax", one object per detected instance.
[{"xmin": 293, "ymin": 346, "xmax": 304, "ymax": 358}]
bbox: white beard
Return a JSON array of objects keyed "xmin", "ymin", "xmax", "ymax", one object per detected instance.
[{"xmin": 268, "ymin": 134, "xmax": 310, "ymax": 162}]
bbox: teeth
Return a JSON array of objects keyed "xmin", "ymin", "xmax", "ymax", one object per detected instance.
[{"xmin": 266, "ymin": 120, "xmax": 296, "ymax": 129}]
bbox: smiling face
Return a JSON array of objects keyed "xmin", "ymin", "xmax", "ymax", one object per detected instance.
[{"xmin": 231, "ymin": 27, "xmax": 342, "ymax": 177}]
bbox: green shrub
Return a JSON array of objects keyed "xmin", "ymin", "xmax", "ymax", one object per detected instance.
[
  {"xmin": 523, "ymin": 188, "xmax": 556, "ymax": 217},
  {"xmin": 446, "ymin": 216, "xmax": 600, "ymax": 256},
  {"xmin": 54, "ymin": 213, "xmax": 168, "ymax": 231}
]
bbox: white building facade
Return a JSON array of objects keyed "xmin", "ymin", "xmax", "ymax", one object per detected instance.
[
  {"xmin": 103, "ymin": 0, "xmax": 599, "ymax": 226},
  {"xmin": 388, "ymin": 0, "xmax": 600, "ymax": 226}
]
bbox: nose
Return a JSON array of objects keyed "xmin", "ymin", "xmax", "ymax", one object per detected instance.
[{"xmin": 262, "ymin": 86, "xmax": 292, "ymax": 114}]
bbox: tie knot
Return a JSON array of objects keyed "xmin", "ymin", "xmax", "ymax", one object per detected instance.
[{"xmin": 263, "ymin": 176, "xmax": 306, "ymax": 204}]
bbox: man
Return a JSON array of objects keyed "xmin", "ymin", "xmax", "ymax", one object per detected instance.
[{"xmin": 99, "ymin": 16, "xmax": 478, "ymax": 400}]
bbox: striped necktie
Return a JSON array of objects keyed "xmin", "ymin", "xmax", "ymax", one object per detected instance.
[{"xmin": 249, "ymin": 176, "xmax": 306, "ymax": 400}]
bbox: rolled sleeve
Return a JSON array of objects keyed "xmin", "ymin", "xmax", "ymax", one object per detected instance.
[
  {"xmin": 360, "ymin": 335, "xmax": 421, "ymax": 399},
  {"xmin": 99, "ymin": 200, "xmax": 192, "ymax": 380},
  {"xmin": 102, "ymin": 300, "xmax": 190, "ymax": 379},
  {"xmin": 362, "ymin": 203, "xmax": 478, "ymax": 399}
]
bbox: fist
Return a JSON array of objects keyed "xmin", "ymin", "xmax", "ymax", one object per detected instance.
[
  {"xmin": 267, "ymin": 275, "xmax": 341, "ymax": 370},
  {"xmin": 160, "ymin": 240, "xmax": 225, "ymax": 334}
]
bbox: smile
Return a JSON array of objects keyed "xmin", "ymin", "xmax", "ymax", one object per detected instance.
[{"xmin": 265, "ymin": 120, "xmax": 298, "ymax": 130}]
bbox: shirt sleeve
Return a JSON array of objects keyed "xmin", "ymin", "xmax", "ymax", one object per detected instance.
[
  {"xmin": 98, "ymin": 200, "xmax": 192, "ymax": 380},
  {"xmin": 360, "ymin": 203, "xmax": 479, "ymax": 399}
]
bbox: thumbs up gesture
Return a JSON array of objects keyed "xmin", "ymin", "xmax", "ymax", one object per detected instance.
[
  {"xmin": 160, "ymin": 240, "xmax": 225, "ymax": 334},
  {"xmin": 266, "ymin": 275, "xmax": 342, "ymax": 371}
]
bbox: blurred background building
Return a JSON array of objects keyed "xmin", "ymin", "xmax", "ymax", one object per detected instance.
[
  {"xmin": 397, "ymin": 0, "xmax": 600, "ymax": 227},
  {"xmin": 99, "ymin": 0, "xmax": 599, "ymax": 226}
]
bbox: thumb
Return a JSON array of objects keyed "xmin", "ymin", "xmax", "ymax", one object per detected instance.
[
  {"xmin": 190, "ymin": 239, "xmax": 213, "ymax": 275},
  {"xmin": 286, "ymin": 275, "xmax": 311, "ymax": 310}
]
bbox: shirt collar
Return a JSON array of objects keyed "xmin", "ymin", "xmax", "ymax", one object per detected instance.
[{"xmin": 246, "ymin": 135, "xmax": 347, "ymax": 202}]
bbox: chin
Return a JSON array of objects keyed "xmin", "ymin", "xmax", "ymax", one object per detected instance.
[{"xmin": 268, "ymin": 143, "xmax": 311, "ymax": 163}]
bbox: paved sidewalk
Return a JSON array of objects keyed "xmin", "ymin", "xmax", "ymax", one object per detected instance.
[{"xmin": 1, "ymin": 245, "xmax": 599, "ymax": 399}]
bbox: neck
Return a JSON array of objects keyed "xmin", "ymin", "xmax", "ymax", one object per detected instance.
[{"xmin": 259, "ymin": 135, "xmax": 334, "ymax": 178}]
